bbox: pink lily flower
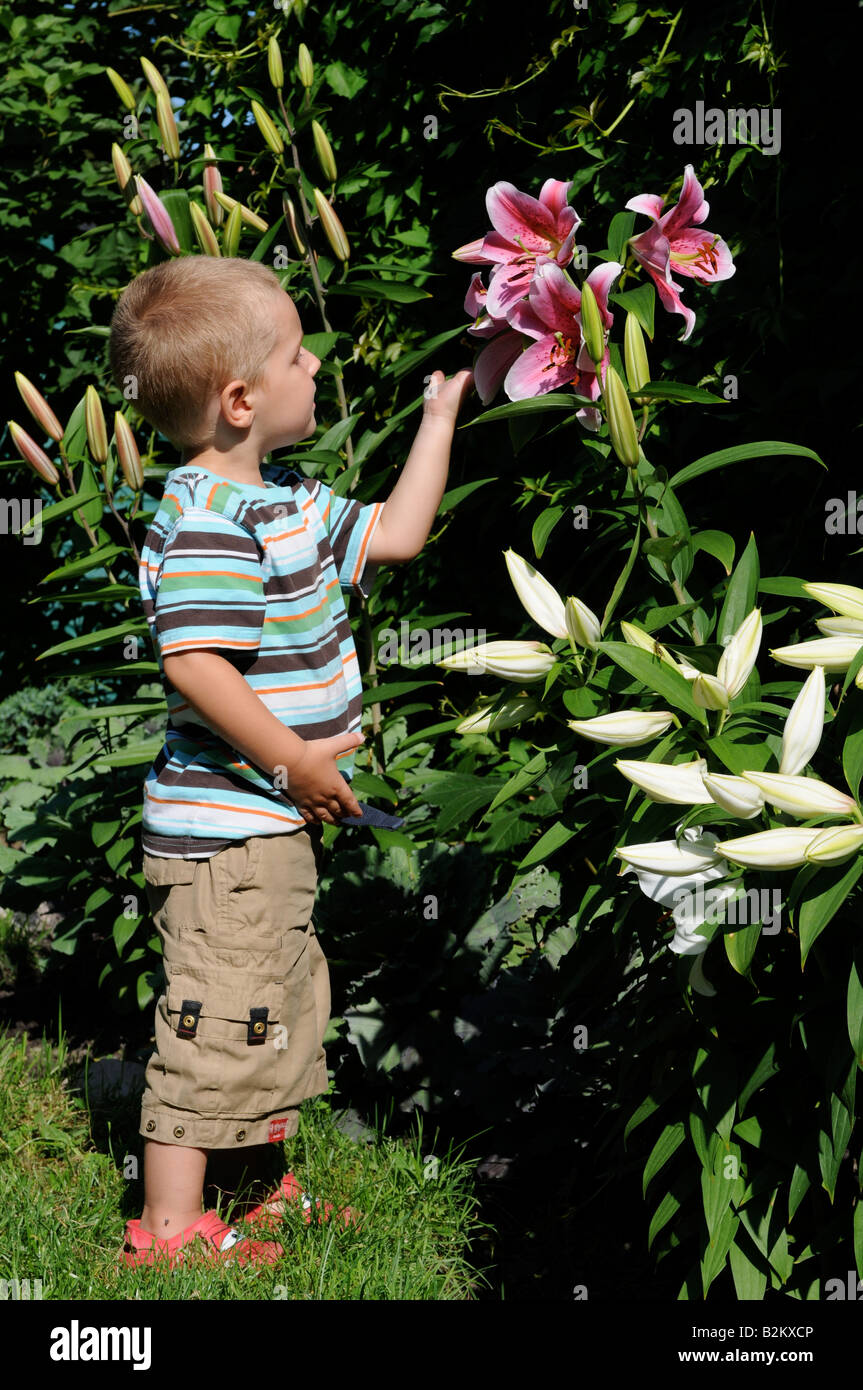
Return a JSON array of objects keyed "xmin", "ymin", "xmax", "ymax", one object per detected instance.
[
  {"xmin": 502, "ymin": 260, "xmax": 623, "ymax": 429},
  {"xmin": 453, "ymin": 179, "xmax": 580, "ymax": 320},
  {"xmin": 625, "ymin": 164, "xmax": 734, "ymax": 341},
  {"xmin": 463, "ymin": 272, "xmax": 524, "ymax": 405},
  {"xmin": 136, "ymin": 174, "xmax": 181, "ymax": 256}
]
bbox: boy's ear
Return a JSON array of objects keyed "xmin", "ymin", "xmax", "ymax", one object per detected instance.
[{"xmin": 219, "ymin": 378, "xmax": 255, "ymax": 428}]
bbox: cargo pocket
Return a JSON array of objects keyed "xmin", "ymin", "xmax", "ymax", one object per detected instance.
[
  {"xmin": 162, "ymin": 968, "xmax": 285, "ymax": 1116},
  {"xmin": 142, "ymin": 855, "xmax": 199, "ymax": 934}
]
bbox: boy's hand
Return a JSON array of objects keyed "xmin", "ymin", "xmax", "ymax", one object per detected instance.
[
  {"xmin": 286, "ymin": 732, "xmax": 365, "ymax": 825},
  {"xmin": 423, "ymin": 368, "xmax": 474, "ymax": 426}
]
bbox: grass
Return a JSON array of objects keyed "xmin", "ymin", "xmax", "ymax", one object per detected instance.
[{"xmin": 0, "ymin": 1024, "xmax": 494, "ymax": 1300}]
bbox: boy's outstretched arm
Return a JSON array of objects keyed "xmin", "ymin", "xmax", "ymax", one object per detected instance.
[{"xmin": 366, "ymin": 368, "xmax": 474, "ymax": 564}]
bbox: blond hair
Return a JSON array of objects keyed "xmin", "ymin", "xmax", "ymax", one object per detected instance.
[{"xmin": 108, "ymin": 256, "xmax": 286, "ymax": 449}]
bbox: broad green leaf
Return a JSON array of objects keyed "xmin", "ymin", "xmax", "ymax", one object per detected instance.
[
  {"xmin": 692, "ymin": 529, "xmax": 735, "ymax": 576},
  {"xmin": 843, "ymin": 710, "xmax": 863, "ymax": 802},
  {"xmin": 849, "ymin": 950, "xmax": 863, "ymax": 1069},
  {"xmin": 36, "ymin": 619, "xmax": 148, "ymax": 661},
  {"xmin": 595, "ymin": 639, "xmax": 707, "ymax": 722},
  {"xmin": 729, "ymin": 1239, "xmax": 768, "ymax": 1300},
  {"xmin": 788, "ymin": 1164, "xmax": 811, "ymax": 1222},
  {"xmin": 605, "ymin": 210, "xmax": 636, "ymax": 263},
  {"xmin": 717, "ymin": 531, "xmax": 759, "ymax": 646},
  {"xmin": 532, "ymin": 505, "xmax": 566, "ymax": 558},
  {"xmin": 724, "ymin": 915, "xmax": 761, "ymax": 977},
  {"xmin": 701, "ymin": 1207, "xmax": 740, "ymax": 1295},
  {"xmin": 160, "ymin": 190, "xmax": 196, "ymax": 254},
  {"xmin": 634, "ymin": 380, "xmax": 725, "ymax": 404},
  {"xmin": 462, "ymin": 394, "xmax": 595, "ymax": 427},
  {"xmin": 113, "ymin": 912, "xmax": 139, "ymax": 957},
  {"xmin": 316, "ymin": 414, "xmax": 363, "ymax": 453},
  {"xmin": 439, "ymin": 477, "xmax": 496, "ymax": 513},
  {"xmin": 737, "ymin": 1042, "xmax": 779, "ymax": 1116},
  {"xmin": 19, "ymin": 489, "xmax": 101, "ymax": 533},
  {"xmin": 327, "ymin": 279, "xmax": 431, "ymax": 303},
  {"xmin": 609, "ymin": 282, "xmax": 654, "ymax": 337},
  {"xmin": 642, "ymin": 1121, "xmax": 685, "ymax": 1197},
  {"xmin": 379, "ymin": 324, "xmax": 466, "ymax": 380},
  {"xmin": 484, "ymin": 751, "xmax": 548, "ymax": 816},
  {"xmin": 515, "ymin": 820, "xmax": 577, "ymax": 871},
  {"xmin": 798, "ymin": 856, "xmax": 863, "ymax": 966},
  {"xmin": 671, "ymin": 441, "xmax": 826, "ymax": 490},
  {"xmin": 648, "ymin": 1188, "xmax": 681, "ymax": 1251},
  {"xmin": 39, "ymin": 543, "xmax": 126, "ymax": 584}
]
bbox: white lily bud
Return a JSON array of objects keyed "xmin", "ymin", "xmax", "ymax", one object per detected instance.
[
  {"xmin": 716, "ymin": 608, "xmax": 762, "ymax": 699},
  {"xmin": 688, "ymin": 954, "xmax": 717, "ymax": 995},
  {"xmin": 802, "ymin": 581, "xmax": 863, "ymax": 621},
  {"xmin": 565, "ymin": 595, "xmax": 601, "ymax": 650},
  {"xmin": 619, "ymin": 621, "xmax": 682, "ymax": 671},
  {"xmin": 770, "ymin": 637, "xmax": 863, "ymax": 671},
  {"xmin": 615, "ymin": 829, "xmax": 724, "ymax": 875},
  {"xmin": 504, "ymin": 549, "xmax": 567, "ymax": 639},
  {"xmin": 692, "ymin": 673, "xmax": 730, "ymax": 709},
  {"xmin": 816, "ymin": 617, "xmax": 863, "ymax": 638},
  {"xmin": 566, "ymin": 710, "xmax": 674, "ymax": 746},
  {"xmin": 740, "ymin": 770, "xmax": 858, "ymax": 819},
  {"xmin": 701, "ymin": 772, "xmax": 764, "ymax": 820},
  {"xmin": 456, "ymin": 696, "xmax": 539, "ymax": 734},
  {"xmin": 804, "ymin": 825, "xmax": 863, "ymax": 865},
  {"xmin": 439, "ymin": 640, "xmax": 556, "ymax": 682},
  {"xmin": 715, "ymin": 827, "xmax": 825, "ymax": 868},
  {"xmin": 676, "ymin": 660, "xmax": 702, "ymax": 679},
  {"xmin": 614, "ymin": 757, "xmax": 710, "ymax": 805},
  {"xmin": 779, "ymin": 665, "xmax": 825, "ymax": 776}
]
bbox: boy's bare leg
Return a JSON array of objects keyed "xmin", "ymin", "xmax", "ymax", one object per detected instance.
[{"xmin": 140, "ymin": 1139, "xmax": 208, "ymax": 1239}]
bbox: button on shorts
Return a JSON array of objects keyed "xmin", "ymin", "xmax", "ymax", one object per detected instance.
[{"xmin": 138, "ymin": 825, "xmax": 330, "ymax": 1150}]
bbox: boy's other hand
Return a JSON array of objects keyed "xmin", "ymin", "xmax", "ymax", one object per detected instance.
[
  {"xmin": 286, "ymin": 732, "xmax": 365, "ymax": 825},
  {"xmin": 422, "ymin": 368, "xmax": 474, "ymax": 426}
]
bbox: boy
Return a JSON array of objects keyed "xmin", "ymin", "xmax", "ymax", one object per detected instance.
[{"xmin": 108, "ymin": 255, "xmax": 473, "ymax": 1266}]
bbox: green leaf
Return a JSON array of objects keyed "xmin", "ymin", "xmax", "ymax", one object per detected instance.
[
  {"xmin": 729, "ymin": 1239, "xmax": 768, "ymax": 1300},
  {"xmin": 600, "ymin": 523, "xmax": 641, "ymax": 633},
  {"xmin": 483, "ymin": 751, "xmax": 548, "ymax": 816},
  {"xmin": 609, "ymin": 282, "xmax": 654, "ymax": 337},
  {"xmin": 848, "ymin": 947, "xmax": 863, "ymax": 1070},
  {"xmin": 379, "ymin": 325, "xmax": 466, "ymax": 381},
  {"xmin": 595, "ymin": 639, "xmax": 707, "ymax": 722},
  {"xmin": 671, "ymin": 441, "xmax": 826, "ymax": 490},
  {"xmin": 315, "ymin": 413, "xmax": 362, "ymax": 453},
  {"xmin": 724, "ymin": 914, "xmax": 761, "ymax": 976},
  {"xmin": 788, "ymin": 1164, "xmax": 811, "ymax": 1222},
  {"xmin": 843, "ymin": 710, "xmax": 863, "ymax": 802},
  {"xmin": 39, "ymin": 543, "xmax": 126, "ymax": 584},
  {"xmin": 820, "ymin": 1092, "xmax": 853, "ymax": 1201},
  {"xmin": 462, "ymin": 393, "xmax": 595, "ymax": 427},
  {"xmin": 160, "ymin": 190, "xmax": 196, "ymax": 255},
  {"xmin": 717, "ymin": 530, "xmax": 759, "ymax": 645},
  {"xmin": 327, "ymin": 279, "xmax": 431, "ymax": 303},
  {"xmin": 634, "ymin": 380, "xmax": 724, "ymax": 404},
  {"xmin": 324, "ymin": 61, "xmax": 368, "ymax": 99},
  {"xmin": 642, "ymin": 1121, "xmax": 686, "ymax": 1197},
  {"xmin": 798, "ymin": 856, "xmax": 863, "ymax": 966},
  {"xmin": 532, "ymin": 505, "xmax": 565, "ymax": 559},
  {"xmin": 648, "ymin": 1189, "xmax": 681, "ymax": 1251},
  {"xmin": 35, "ymin": 619, "xmax": 148, "ymax": 661},
  {"xmin": 113, "ymin": 911, "xmax": 139, "ymax": 957},
  {"xmin": 692, "ymin": 530, "xmax": 735, "ymax": 576},
  {"xmin": 515, "ymin": 820, "xmax": 577, "ymax": 871},
  {"xmin": 606, "ymin": 210, "xmax": 635, "ymax": 262},
  {"xmin": 19, "ymin": 488, "xmax": 102, "ymax": 534},
  {"xmin": 438, "ymin": 477, "xmax": 495, "ymax": 513}
]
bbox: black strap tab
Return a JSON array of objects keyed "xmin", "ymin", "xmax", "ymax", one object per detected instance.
[
  {"xmin": 177, "ymin": 999, "xmax": 202, "ymax": 1039},
  {"xmin": 248, "ymin": 1006, "xmax": 269, "ymax": 1045}
]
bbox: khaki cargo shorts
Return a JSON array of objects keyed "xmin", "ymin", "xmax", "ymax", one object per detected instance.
[{"xmin": 138, "ymin": 825, "xmax": 330, "ymax": 1150}]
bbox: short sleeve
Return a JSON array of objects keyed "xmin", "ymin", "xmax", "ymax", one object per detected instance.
[
  {"xmin": 153, "ymin": 508, "xmax": 265, "ymax": 661},
  {"xmin": 311, "ymin": 479, "xmax": 385, "ymax": 598}
]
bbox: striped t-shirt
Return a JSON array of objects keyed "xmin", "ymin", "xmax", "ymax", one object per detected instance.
[{"xmin": 138, "ymin": 461, "xmax": 384, "ymax": 859}]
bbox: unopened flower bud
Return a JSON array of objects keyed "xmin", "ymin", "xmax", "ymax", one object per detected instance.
[
  {"xmin": 282, "ymin": 195, "xmax": 306, "ymax": 256},
  {"xmin": 624, "ymin": 311, "xmax": 650, "ymax": 394},
  {"xmin": 251, "ymin": 100, "xmax": 284, "ymax": 156},
  {"xmin": 136, "ymin": 175, "xmax": 181, "ymax": 255},
  {"xmin": 202, "ymin": 145, "xmax": 223, "ymax": 226},
  {"xmin": 268, "ymin": 37, "xmax": 284, "ymax": 89},
  {"xmin": 14, "ymin": 372, "xmax": 64, "ymax": 442},
  {"xmin": 140, "ymin": 56, "xmax": 169, "ymax": 101},
  {"xmin": 111, "ymin": 143, "xmax": 143, "ymax": 215},
  {"xmin": 603, "ymin": 363, "xmax": 640, "ymax": 468},
  {"xmin": 105, "ymin": 67, "xmax": 137, "ymax": 112},
  {"xmin": 8, "ymin": 421, "xmax": 60, "ymax": 486},
  {"xmin": 114, "ymin": 411, "xmax": 143, "ymax": 491},
  {"xmin": 214, "ymin": 190, "xmax": 268, "ymax": 232},
  {"xmin": 298, "ymin": 43, "xmax": 314, "ymax": 88},
  {"xmin": 312, "ymin": 120, "xmax": 338, "ymax": 183},
  {"xmin": 579, "ymin": 280, "xmax": 604, "ymax": 366},
  {"xmin": 313, "ymin": 188, "xmax": 350, "ymax": 261},
  {"xmin": 156, "ymin": 89, "xmax": 180, "ymax": 162},
  {"xmin": 189, "ymin": 201, "xmax": 221, "ymax": 257},
  {"xmin": 223, "ymin": 202, "xmax": 242, "ymax": 257},
  {"xmin": 85, "ymin": 385, "xmax": 108, "ymax": 465}
]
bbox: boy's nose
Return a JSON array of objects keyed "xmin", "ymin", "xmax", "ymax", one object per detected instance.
[{"xmin": 307, "ymin": 352, "xmax": 321, "ymax": 376}]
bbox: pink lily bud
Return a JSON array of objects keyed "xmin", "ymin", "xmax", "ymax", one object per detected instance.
[
  {"xmin": 189, "ymin": 201, "xmax": 221, "ymax": 257},
  {"xmin": 202, "ymin": 146, "xmax": 224, "ymax": 226},
  {"xmin": 140, "ymin": 56, "xmax": 169, "ymax": 101},
  {"xmin": 85, "ymin": 385, "xmax": 108, "ymax": 465},
  {"xmin": 113, "ymin": 411, "xmax": 143, "ymax": 491},
  {"xmin": 136, "ymin": 175, "xmax": 181, "ymax": 255},
  {"xmin": 111, "ymin": 143, "xmax": 143, "ymax": 215},
  {"xmin": 14, "ymin": 372, "xmax": 64, "ymax": 442},
  {"xmin": 156, "ymin": 89, "xmax": 180, "ymax": 162},
  {"xmin": 223, "ymin": 203, "xmax": 242, "ymax": 257},
  {"xmin": 283, "ymin": 195, "xmax": 307, "ymax": 256},
  {"xmin": 8, "ymin": 420, "xmax": 60, "ymax": 486},
  {"xmin": 313, "ymin": 188, "xmax": 349, "ymax": 261},
  {"xmin": 105, "ymin": 67, "xmax": 137, "ymax": 112}
]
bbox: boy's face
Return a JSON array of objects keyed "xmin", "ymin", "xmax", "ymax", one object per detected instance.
[{"xmin": 251, "ymin": 291, "xmax": 321, "ymax": 451}]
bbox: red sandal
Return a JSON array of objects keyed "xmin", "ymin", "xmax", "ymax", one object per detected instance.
[
  {"xmin": 121, "ymin": 1209, "xmax": 284, "ymax": 1268},
  {"xmin": 242, "ymin": 1172, "xmax": 360, "ymax": 1231}
]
